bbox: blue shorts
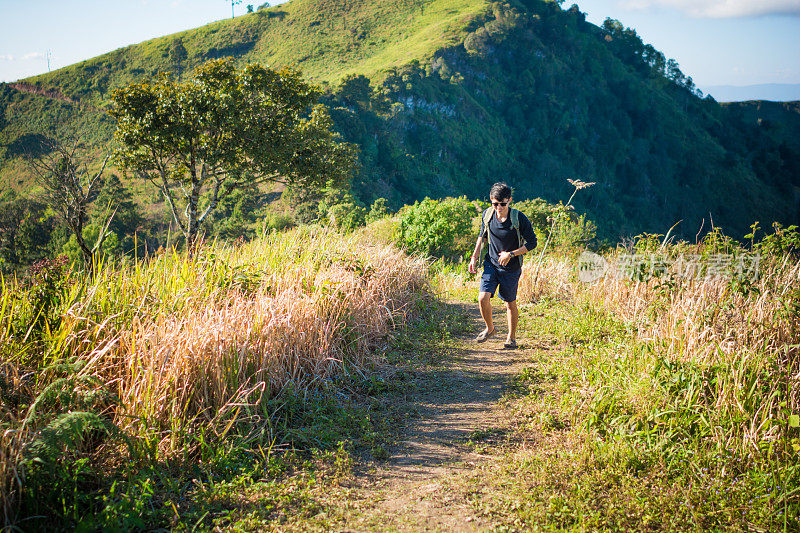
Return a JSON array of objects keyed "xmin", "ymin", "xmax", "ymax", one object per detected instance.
[{"xmin": 480, "ymin": 261, "xmax": 522, "ymax": 302}]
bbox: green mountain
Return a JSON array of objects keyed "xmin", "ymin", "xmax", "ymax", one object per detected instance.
[{"xmin": 1, "ymin": 0, "xmax": 798, "ymax": 240}]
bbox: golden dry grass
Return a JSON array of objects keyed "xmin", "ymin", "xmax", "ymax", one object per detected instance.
[{"xmin": 0, "ymin": 227, "xmax": 429, "ymax": 523}]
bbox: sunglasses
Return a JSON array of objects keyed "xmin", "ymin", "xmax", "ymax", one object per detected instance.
[{"xmin": 491, "ymin": 201, "xmax": 509, "ymax": 207}]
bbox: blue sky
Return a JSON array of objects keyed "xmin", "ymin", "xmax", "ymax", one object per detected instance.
[{"xmin": 0, "ymin": 0, "xmax": 798, "ymax": 91}]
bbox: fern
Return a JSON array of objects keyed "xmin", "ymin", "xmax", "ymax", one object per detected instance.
[
  {"xmin": 24, "ymin": 411, "xmax": 131, "ymax": 464},
  {"xmin": 23, "ymin": 374, "xmax": 109, "ymax": 428}
]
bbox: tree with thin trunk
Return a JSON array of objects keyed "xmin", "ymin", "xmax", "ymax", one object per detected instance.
[
  {"xmin": 229, "ymin": 0, "xmax": 242, "ymax": 18},
  {"xmin": 168, "ymin": 38, "xmax": 188, "ymax": 79},
  {"xmin": 109, "ymin": 59, "xmax": 358, "ymax": 249},
  {"xmin": 24, "ymin": 136, "xmax": 114, "ymax": 274}
]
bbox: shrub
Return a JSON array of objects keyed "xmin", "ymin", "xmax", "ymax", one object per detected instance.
[
  {"xmin": 327, "ymin": 202, "xmax": 367, "ymax": 231},
  {"xmin": 366, "ymin": 198, "xmax": 391, "ymax": 224},
  {"xmin": 261, "ymin": 212, "xmax": 295, "ymax": 233},
  {"xmin": 399, "ymin": 197, "xmax": 476, "ymax": 258},
  {"xmin": 317, "ymin": 185, "xmax": 367, "ymax": 232},
  {"xmin": 514, "ymin": 197, "xmax": 596, "ymax": 253}
]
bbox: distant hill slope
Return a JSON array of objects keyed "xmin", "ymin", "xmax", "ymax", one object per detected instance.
[
  {"xmin": 703, "ymin": 84, "xmax": 800, "ymax": 103},
  {"xmin": 1, "ymin": 0, "xmax": 799, "ymax": 239},
  {"xmin": 0, "ymin": 0, "xmax": 484, "ymax": 183}
]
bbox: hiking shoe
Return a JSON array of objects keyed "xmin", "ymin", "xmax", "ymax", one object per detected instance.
[
  {"xmin": 475, "ymin": 328, "xmax": 496, "ymax": 343},
  {"xmin": 503, "ymin": 339, "xmax": 518, "ymax": 349}
]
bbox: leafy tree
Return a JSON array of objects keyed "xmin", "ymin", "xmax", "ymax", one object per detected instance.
[
  {"xmin": 337, "ymin": 74, "xmax": 372, "ymax": 109},
  {"xmin": 168, "ymin": 39, "xmax": 188, "ymax": 79},
  {"xmin": 0, "ymin": 190, "xmax": 56, "ymax": 272},
  {"xmin": 24, "ymin": 136, "xmax": 114, "ymax": 273},
  {"xmin": 109, "ymin": 59, "xmax": 358, "ymax": 247}
]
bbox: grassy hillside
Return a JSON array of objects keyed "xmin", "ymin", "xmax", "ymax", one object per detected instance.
[
  {"xmin": 0, "ymin": 0, "xmax": 487, "ymax": 190},
  {"xmin": 24, "ymin": 0, "xmax": 486, "ymax": 90},
  {"xmin": 1, "ymin": 0, "xmax": 799, "ymax": 244}
]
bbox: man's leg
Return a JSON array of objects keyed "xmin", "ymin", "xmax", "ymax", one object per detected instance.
[
  {"xmin": 478, "ymin": 291, "xmax": 494, "ymax": 336},
  {"xmin": 497, "ymin": 268, "xmax": 521, "ymax": 346},
  {"xmin": 505, "ymin": 299, "xmax": 519, "ymax": 344},
  {"xmin": 476, "ymin": 263, "xmax": 498, "ymax": 342}
]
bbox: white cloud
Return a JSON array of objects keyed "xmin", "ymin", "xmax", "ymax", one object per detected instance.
[
  {"xmin": 620, "ymin": 0, "xmax": 800, "ymax": 18},
  {"xmin": 0, "ymin": 55, "xmax": 15, "ymax": 61},
  {"xmin": 22, "ymin": 52, "xmax": 45, "ymax": 60}
]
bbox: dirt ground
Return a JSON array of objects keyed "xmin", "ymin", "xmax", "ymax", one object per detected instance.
[{"xmin": 336, "ymin": 301, "xmax": 533, "ymax": 532}]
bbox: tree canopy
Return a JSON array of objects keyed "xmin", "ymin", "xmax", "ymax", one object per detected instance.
[{"xmin": 109, "ymin": 59, "xmax": 358, "ymax": 245}]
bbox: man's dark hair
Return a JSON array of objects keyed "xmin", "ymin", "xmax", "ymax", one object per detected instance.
[{"xmin": 489, "ymin": 182, "xmax": 513, "ymax": 200}]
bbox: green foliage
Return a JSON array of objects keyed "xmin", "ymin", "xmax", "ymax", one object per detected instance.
[
  {"xmin": 366, "ymin": 197, "xmax": 391, "ymax": 223},
  {"xmin": 318, "ymin": 0, "xmax": 799, "ymax": 240},
  {"xmin": 1, "ymin": 0, "xmax": 798, "ymax": 263},
  {"xmin": 327, "ymin": 202, "xmax": 367, "ymax": 232},
  {"xmin": 747, "ymin": 221, "xmax": 800, "ymax": 257},
  {"xmin": 261, "ymin": 211, "xmax": 295, "ymax": 233},
  {"xmin": 109, "ymin": 58, "xmax": 358, "ymax": 245},
  {"xmin": 314, "ymin": 183, "xmax": 368, "ymax": 231},
  {"xmin": 208, "ymin": 184, "xmax": 262, "ymax": 240},
  {"xmin": 0, "ymin": 190, "xmax": 58, "ymax": 273},
  {"xmin": 6, "ymin": 256, "xmax": 71, "ymax": 354},
  {"xmin": 62, "ymin": 223, "xmax": 120, "ymax": 263},
  {"xmin": 399, "ymin": 196, "xmax": 476, "ymax": 257},
  {"xmin": 514, "ymin": 197, "xmax": 596, "ymax": 252}
]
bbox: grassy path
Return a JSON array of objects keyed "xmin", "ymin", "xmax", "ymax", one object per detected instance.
[{"xmin": 326, "ymin": 300, "xmax": 533, "ymax": 532}]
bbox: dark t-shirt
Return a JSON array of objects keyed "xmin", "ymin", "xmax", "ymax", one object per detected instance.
[{"xmin": 480, "ymin": 209, "xmax": 537, "ymax": 272}]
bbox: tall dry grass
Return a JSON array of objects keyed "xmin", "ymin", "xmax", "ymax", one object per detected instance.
[
  {"xmin": 443, "ymin": 235, "xmax": 798, "ymax": 463},
  {"xmin": 0, "ymin": 227, "xmax": 429, "ymax": 524},
  {"xmin": 516, "ymin": 255, "xmax": 575, "ymax": 303},
  {"xmin": 580, "ymin": 248, "xmax": 800, "ymax": 457}
]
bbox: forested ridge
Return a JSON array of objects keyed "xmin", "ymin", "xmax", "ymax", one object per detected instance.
[
  {"xmin": 0, "ymin": 0, "xmax": 798, "ymax": 267},
  {"xmin": 319, "ymin": 0, "xmax": 800, "ymax": 239}
]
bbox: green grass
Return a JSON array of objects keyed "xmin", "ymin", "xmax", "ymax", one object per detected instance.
[
  {"xmin": 449, "ymin": 247, "xmax": 800, "ymax": 531},
  {"xmin": 26, "ymin": 0, "xmax": 486, "ymax": 91},
  {"xmin": 10, "ymin": 0, "xmax": 488, "ymax": 112}
]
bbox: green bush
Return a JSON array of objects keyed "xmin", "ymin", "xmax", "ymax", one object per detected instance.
[
  {"xmin": 366, "ymin": 197, "xmax": 391, "ymax": 223},
  {"xmin": 262, "ymin": 212, "xmax": 296, "ymax": 233},
  {"xmin": 514, "ymin": 198, "xmax": 596, "ymax": 253},
  {"xmin": 62, "ymin": 224, "xmax": 121, "ymax": 264},
  {"xmin": 399, "ymin": 197, "xmax": 476, "ymax": 258},
  {"xmin": 748, "ymin": 221, "xmax": 800, "ymax": 257},
  {"xmin": 327, "ymin": 202, "xmax": 367, "ymax": 231},
  {"xmin": 317, "ymin": 184, "xmax": 367, "ymax": 232}
]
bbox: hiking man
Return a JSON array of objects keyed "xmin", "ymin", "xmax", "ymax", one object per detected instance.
[{"xmin": 468, "ymin": 182, "xmax": 536, "ymax": 349}]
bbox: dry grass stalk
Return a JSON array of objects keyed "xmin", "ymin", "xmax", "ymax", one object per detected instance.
[
  {"xmin": 0, "ymin": 228, "xmax": 430, "ymax": 503},
  {"xmin": 517, "ymin": 256, "xmax": 575, "ymax": 303}
]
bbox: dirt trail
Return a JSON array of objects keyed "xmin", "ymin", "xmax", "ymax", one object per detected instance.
[{"xmin": 341, "ymin": 301, "xmax": 531, "ymax": 532}]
